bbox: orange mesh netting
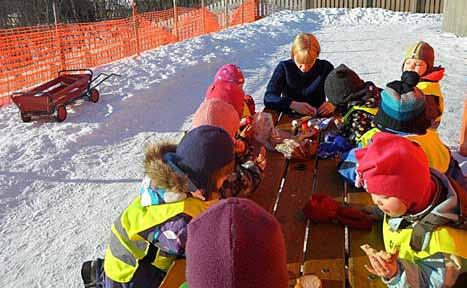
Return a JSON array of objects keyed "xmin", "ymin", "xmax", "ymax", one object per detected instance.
[{"xmin": 0, "ymin": 2, "xmax": 259, "ymax": 108}]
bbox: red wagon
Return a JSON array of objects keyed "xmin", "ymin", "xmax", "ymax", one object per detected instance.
[{"xmin": 11, "ymin": 69, "xmax": 119, "ymax": 122}]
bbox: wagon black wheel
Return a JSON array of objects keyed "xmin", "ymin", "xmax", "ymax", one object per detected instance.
[
  {"xmin": 89, "ymin": 88, "xmax": 99, "ymax": 103},
  {"xmin": 21, "ymin": 113, "xmax": 31, "ymax": 122},
  {"xmin": 56, "ymin": 105, "xmax": 67, "ymax": 122}
]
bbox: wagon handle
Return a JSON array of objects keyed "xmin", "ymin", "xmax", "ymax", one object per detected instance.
[{"xmin": 89, "ymin": 73, "xmax": 121, "ymax": 90}]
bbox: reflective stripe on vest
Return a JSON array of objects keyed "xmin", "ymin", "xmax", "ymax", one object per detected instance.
[
  {"xmin": 359, "ymin": 127, "xmax": 380, "ymax": 147},
  {"xmin": 104, "ymin": 196, "xmax": 213, "ymax": 283},
  {"xmin": 383, "ymin": 216, "xmax": 467, "ymax": 262}
]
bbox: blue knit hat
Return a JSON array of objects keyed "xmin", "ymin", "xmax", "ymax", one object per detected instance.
[
  {"xmin": 175, "ymin": 125, "xmax": 235, "ymax": 191},
  {"xmin": 374, "ymin": 71, "xmax": 430, "ymax": 134}
]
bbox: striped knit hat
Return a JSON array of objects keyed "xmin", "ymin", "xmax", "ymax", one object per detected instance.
[
  {"xmin": 374, "ymin": 71, "xmax": 430, "ymax": 134},
  {"xmin": 403, "ymin": 41, "xmax": 435, "ymax": 73}
]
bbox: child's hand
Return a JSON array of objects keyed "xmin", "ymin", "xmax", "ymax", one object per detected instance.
[
  {"xmin": 255, "ymin": 146, "xmax": 267, "ymax": 171},
  {"xmin": 234, "ymin": 139, "xmax": 247, "ymax": 154},
  {"xmin": 364, "ymin": 251, "xmax": 399, "ymax": 280},
  {"xmin": 318, "ymin": 101, "xmax": 335, "ymax": 116},
  {"xmin": 190, "ymin": 190, "xmax": 206, "ymax": 201},
  {"xmin": 290, "ymin": 101, "xmax": 317, "ymax": 116}
]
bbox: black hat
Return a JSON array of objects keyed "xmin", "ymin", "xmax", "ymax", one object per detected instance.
[
  {"xmin": 324, "ymin": 64, "xmax": 365, "ymax": 106},
  {"xmin": 176, "ymin": 125, "xmax": 235, "ymax": 191}
]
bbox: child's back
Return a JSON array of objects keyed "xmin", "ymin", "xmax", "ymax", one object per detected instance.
[{"xmin": 81, "ymin": 126, "xmax": 236, "ymax": 288}]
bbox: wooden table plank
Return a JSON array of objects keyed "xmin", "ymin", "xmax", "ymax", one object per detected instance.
[
  {"xmin": 275, "ymin": 157, "xmax": 315, "ymax": 279},
  {"xmin": 249, "ymin": 150, "xmax": 286, "ymax": 212},
  {"xmin": 271, "ymin": 112, "xmax": 316, "ymax": 280},
  {"xmin": 347, "ymin": 188, "xmax": 386, "ymax": 288},
  {"xmin": 304, "ymin": 158, "xmax": 346, "ymax": 288}
]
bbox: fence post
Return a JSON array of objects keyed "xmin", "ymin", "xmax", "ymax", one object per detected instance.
[
  {"xmin": 242, "ymin": 0, "xmax": 245, "ymax": 24},
  {"xmin": 460, "ymin": 99, "xmax": 467, "ymax": 156},
  {"xmin": 363, "ymin": 0, "xmax": 373, "ymax": 8},
  {"xmin": 173, "ymin": 0, "xmax": 179, "ymax": 40},
  {"xmin": 201, "ymin": 0, "xmax": 206, "ymax": 33},
  {"xmin": 225, "ymin": 0, "xmax": 229, "ymax": 28},
  {"xmin": 53, "ymin": 2, "xmax": 66, "ymax": 70},
  {"xmin": 131, "ymin": 1, "xmax": 141, "ymax": 55}
]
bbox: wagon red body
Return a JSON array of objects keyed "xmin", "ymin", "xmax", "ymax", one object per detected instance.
[{"xmin": 11, "ymin": 69, "xmax": 116, "ymax": 122}]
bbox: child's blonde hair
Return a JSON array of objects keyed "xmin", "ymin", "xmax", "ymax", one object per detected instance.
[{"xmin": 291, "ymin": 33, "xmax": 321, "ymax": 64}]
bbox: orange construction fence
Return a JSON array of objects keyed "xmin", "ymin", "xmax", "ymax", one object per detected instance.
[{"xmin": 0, "ymin": 1, "xmax": 259, "ymax": 107}]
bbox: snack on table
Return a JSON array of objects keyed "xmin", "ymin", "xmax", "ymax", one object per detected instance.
[
  {"xmin": 294, "ymin": 274, "xmax": 322, "ymax": 288},
  {"xmin": 360, "ymin": 244, "xmax": 392, "ymax": 261},
  {"xmin": 275, "ymin": 138, "xmax": 318, "ymax": 160}
]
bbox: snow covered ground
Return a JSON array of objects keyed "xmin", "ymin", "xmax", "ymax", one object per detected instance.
[{"xmin": 0, "ymin": 8, "xmax": 465, "ymax": 287}]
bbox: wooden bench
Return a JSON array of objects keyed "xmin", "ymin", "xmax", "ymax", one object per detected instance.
[{"xmin": 161, "ymin": 109, "xmax": 385, "ymax": 288}]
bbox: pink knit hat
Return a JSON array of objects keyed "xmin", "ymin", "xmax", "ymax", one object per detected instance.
[
  {"xmin": 186, "ymin": 198, "xmax": 288, "ymax": 288},
  {"xmin": 355, "ymin": 132, "xmax": 435, "ymax": 214},
  {"xmin": 192, "ymin": 98, "xmax": 240, "ymax": 138},
  {"xmin": 205, "ymin": 80, "xmax": 245, "ymax": 117},
  {"xmin": 214, "ymin": 64, "xmax": 245, "ymax": 86}
]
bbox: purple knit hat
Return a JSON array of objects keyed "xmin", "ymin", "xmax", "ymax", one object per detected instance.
[{"xmin": 186, "ymin": 198, "xmax": 288, "ymax": 288}]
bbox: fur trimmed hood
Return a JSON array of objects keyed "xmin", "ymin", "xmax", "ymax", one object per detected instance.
[{"xmin": 144, "ymin": 142, "xmax": 189, "ymax": 194}]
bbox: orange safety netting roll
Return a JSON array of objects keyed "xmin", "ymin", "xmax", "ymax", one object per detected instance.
[{"xmin": 0, "ymin": 3, "xmax": 260, "ymax": 108}]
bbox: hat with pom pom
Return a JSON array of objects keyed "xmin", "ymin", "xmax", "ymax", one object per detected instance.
[
  {"xmin": 374, "ymin": 71, "xmax": 430, "ymax": 134},
  {"xmin": 214, "ymin": 64, "xmax": 245, "ymax": 86}
]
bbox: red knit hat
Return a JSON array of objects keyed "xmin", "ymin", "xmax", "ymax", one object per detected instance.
[
  {"xmin": 214, "ymin": 64, "xmax": 245, "ymax": 86},
  {"xmin": 205, "ymin": 80, "xmax": 245, "ymax": 117},
  {"xmin": 192, "ymin": 99, "xmax": 240, "ymax": 138},
  {"xmin": 355, "ymin": 132, "xmax": 435, "ymax": 214}
]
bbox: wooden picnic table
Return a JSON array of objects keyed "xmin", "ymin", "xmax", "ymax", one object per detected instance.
[{"xmin": 161, "ymin": 108, "xmax": 385, "ymax": 288}]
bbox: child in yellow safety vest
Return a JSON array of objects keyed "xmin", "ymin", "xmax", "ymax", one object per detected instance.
[
  {"xmin": 355, "ymin": 132, "xmax": 467, "ymax": 288},
  {"xmin": 338, "ymin": 71, "xmax": 458, "ymax": 187},
  {"xmin": 402, "ymin": 41, "xmax": 444, "ymax": 129},
  {"xmin": 324, "ymin": 64, "xmax": 380, "ymax": 145},
  {"xmin": 81, "ymin": 126, "xmax": 237, "ymax": 288}
]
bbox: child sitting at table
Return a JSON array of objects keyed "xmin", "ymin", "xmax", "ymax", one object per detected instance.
[
  {"xmin": 324, "ymin": 64, "xmax": 380, "ymax": 145},
  {"xmin": 81, "ymin": 126, "xmax": 236, "ymax": 288},
  {"xmin": 214, "ymin": 64, "xmax": 256, "ymax": 117},
  {"xmin": 192, "ymin": 98, "xmax": 266, "ymax": 198},
  {"xmin": 402, "ymin": 41, "xmax": 444, "ymax": 129},
  {"xmin": 338, "ymin": 71, "xmax": 454, "ymax": 185},
  {"xmin": 355, "ymin": 132, "xmax": 467, "ymax": 288},
  {"xmin": 182, "ymin": 198, "xmax": 288, "ymax": 288}
]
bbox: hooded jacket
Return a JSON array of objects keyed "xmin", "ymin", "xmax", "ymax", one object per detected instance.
[
  {"xmin": 104, "ymin": 143, "xmax": 214, "ymax": 283},
  {"xmin": 382, "ymin": 170, "xmax": 467, "ymax": 288},
  {"xmin": 419, "ymin": 68, "xmax": 445, "ymax": 129}
]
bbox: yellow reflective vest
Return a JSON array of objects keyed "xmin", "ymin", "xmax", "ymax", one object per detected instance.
[
  {"xmin": 359, "ymin": 128, "xmax": 450, "ymax": 173},
  {"xmin": 104, "ymin": 196, "xmax": 214, "ymax": 283},
  {"xmin": 383, "ymin": 216, "xmax": 467, "ymax": 262},
  {"xmin": 417, "ymin": 80, "xmax": 444, "ymax": 127}
]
